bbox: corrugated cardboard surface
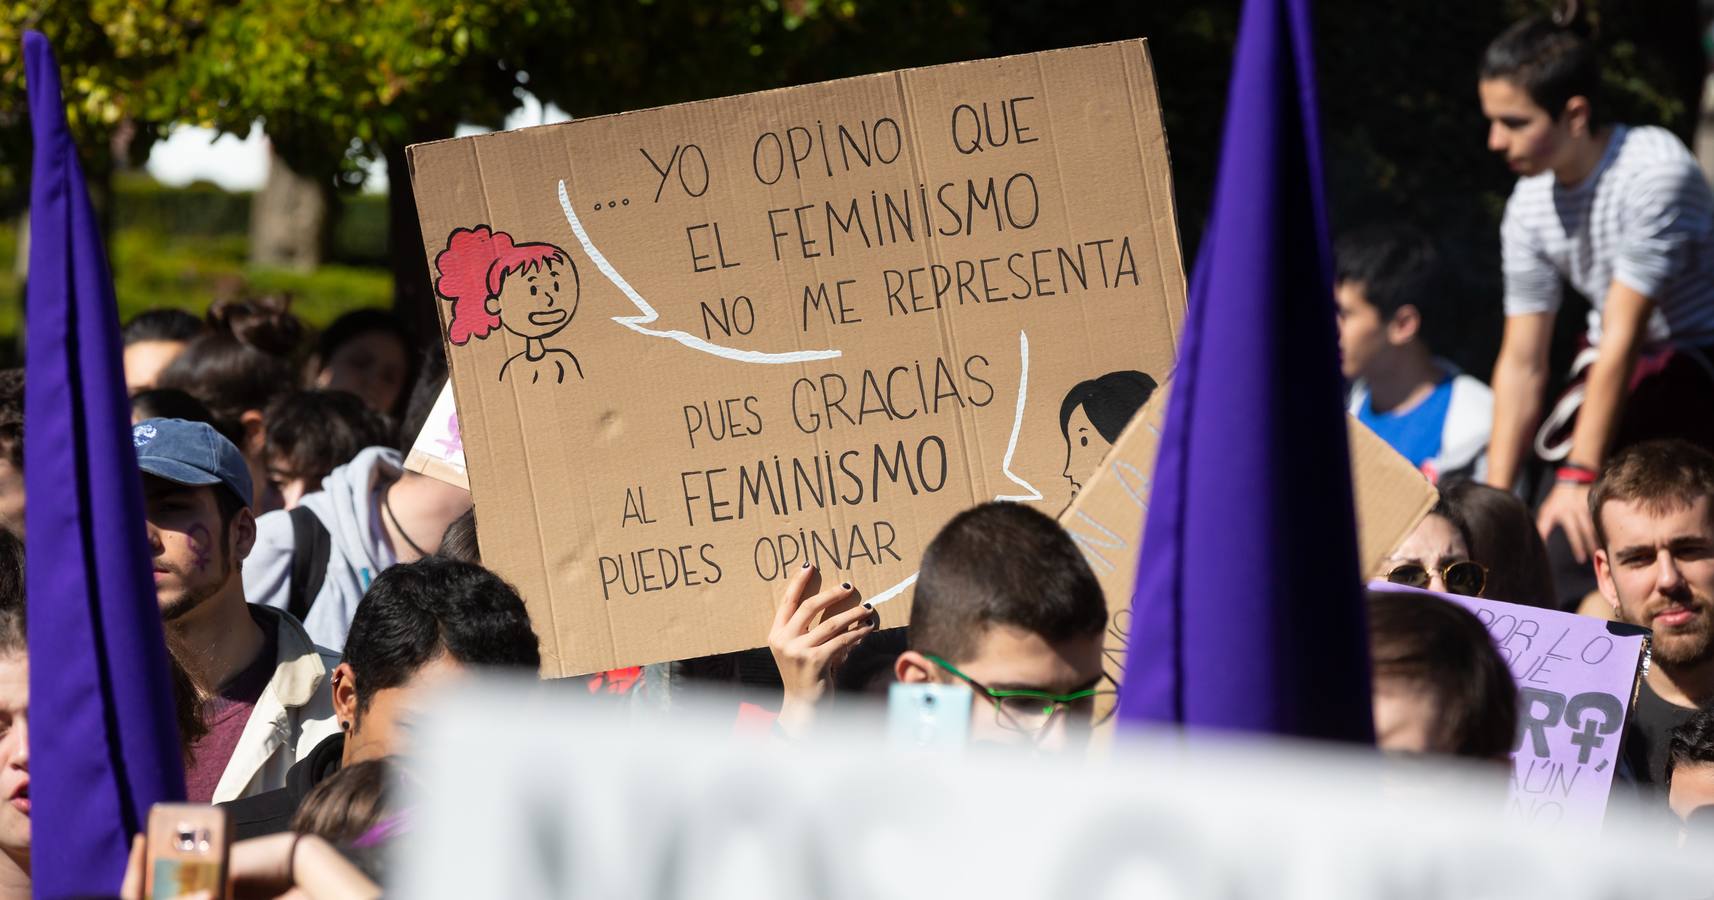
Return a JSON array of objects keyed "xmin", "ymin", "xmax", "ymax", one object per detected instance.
[
  {"xmin": 409, "ymin": 41, "xmax": 1186, "ymax": 676},
  {"xmin": 1058, "ymin": 379, "xmax": 1440, "ymax": 699}
]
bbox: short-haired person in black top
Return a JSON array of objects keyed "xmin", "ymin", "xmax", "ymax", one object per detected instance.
[{"xmin": 222, "ymin": 556, "xmax": 541, "ymax": 838}]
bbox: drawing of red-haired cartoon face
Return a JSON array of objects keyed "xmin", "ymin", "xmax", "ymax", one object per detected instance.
[
  {"xmin": 492, "ymin": 251, "xmax": 577, "ymax": 340},
  {"xmin": 434, "ymin": 226, "xmax": 585, "ymax": 385}
]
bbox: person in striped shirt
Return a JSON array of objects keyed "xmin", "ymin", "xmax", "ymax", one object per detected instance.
[{"xmin": 1478, "ymin": 10, "xmax": 1714, "ymax": 607}]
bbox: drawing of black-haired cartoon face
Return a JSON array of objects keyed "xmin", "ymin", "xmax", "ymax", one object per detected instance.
[
  {"xmin": 491, "ymin": 255, "xmax": 579, "ymax": 341},
  {"xmin": 1060, "ymin": 371, "xmax": 1157, "ymax": 496}
]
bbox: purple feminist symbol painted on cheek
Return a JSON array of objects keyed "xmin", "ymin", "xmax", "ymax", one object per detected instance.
[{"xmin": 186, "ymin": 523, "xmax": 214, "ymax": 573}]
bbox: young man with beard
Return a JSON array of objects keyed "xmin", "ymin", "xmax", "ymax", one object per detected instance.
[
  {"xmin": 135, "ymin": 419, "xmax": 338, "ymax": 804},
  {"xmin": 1591, "ymin": 441, "xmax": 1714, "ymax": 794}
]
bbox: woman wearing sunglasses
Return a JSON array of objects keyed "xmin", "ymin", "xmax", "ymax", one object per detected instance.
[{"xmin": 1376, "ymin": 500, "xmax": 1490, "ymax": 598}]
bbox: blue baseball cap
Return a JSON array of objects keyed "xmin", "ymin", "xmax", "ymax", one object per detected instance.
[{"xmin": 133, "ymin": 418, "xmax": 253, "ymax": 508}]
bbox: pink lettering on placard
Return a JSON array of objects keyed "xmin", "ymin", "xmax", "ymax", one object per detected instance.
[{"xmin": 435, "ymin": 413, "xmax": 464, "ymax": 459}]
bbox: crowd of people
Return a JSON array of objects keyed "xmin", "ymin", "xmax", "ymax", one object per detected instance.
[{"xmin": 5, "ymin": 6, "xmax": 1714, "ymax": 895}]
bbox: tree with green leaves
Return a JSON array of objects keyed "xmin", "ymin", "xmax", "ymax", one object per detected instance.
[{"xmin": 2, "ymin": 0, "xmax": 1698, "ymax": 361}]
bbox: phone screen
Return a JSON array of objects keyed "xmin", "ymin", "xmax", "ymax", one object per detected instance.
[
  {"xmin": 151, "ymin": 858, "xmax": 222, "ymax": 899},
  {"xmin": 144, "ymin": 804, "xmax": 230, "ymax": 900},
  {"xmin": 887, "ymin": 682, "xmax": 973, "ymax": 751}
]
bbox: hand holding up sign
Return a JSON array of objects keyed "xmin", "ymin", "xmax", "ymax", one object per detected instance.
[{"xmin": 769, "ymin": 563, "xmax": 878, "ymax": 738}]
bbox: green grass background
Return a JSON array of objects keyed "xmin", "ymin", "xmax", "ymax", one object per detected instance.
[{"xmin": 0, "ymin": 176, "xmax": 393, "ymax": 365}]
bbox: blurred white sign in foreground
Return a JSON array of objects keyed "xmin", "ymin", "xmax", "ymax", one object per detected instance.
[{"xmin": 399, "ymin": 682, "xmax": 1713, "ymax": 899}]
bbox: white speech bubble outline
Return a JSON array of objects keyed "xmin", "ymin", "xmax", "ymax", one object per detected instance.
[
  {"xmin": 868, "ymin": 329, "xmax": 1041, "ymax": 607},
  {"xmin": 558, "ymin": 181, "xmax": 843, "ymax": 365}
]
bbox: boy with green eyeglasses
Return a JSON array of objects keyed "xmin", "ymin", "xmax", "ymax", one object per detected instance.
[
  {"xmin": 896, "ymin": 501, "xmax": 1112, "ymax": 749},
  {"xmin": 769, "ymin": 501, "xmax": 1112, "ymax": 748}
]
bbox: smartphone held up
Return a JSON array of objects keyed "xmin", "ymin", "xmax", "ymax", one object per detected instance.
[{"xmin": 143, "ymin": 804, "xmax": 230, "ymax": 900}]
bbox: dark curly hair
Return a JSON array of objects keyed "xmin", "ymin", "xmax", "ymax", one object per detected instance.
[
  {"xmin": 1668, "ymin": 708, "xmax": 1714, "ymax": 789},
  {"xmin": 342, "ymin": 557, "xmax": 541, "ymax": 720}
]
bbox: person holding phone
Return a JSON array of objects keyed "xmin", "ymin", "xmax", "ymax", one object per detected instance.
[
  {"xmin": 893, "ymin": 502, "xmax": 1113, "ymax": 750},
  {"xmin": 120, "ymin": 828, "xmax": 380, "ymax": 900},
  {"xmin": 770, "ymin": 502, "xmax": 1113, "ymax": 749}
]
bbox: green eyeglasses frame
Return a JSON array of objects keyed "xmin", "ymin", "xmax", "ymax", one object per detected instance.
[{"xmin": 924, "ymin": 654, "xmax": 1117, "ymax": 730}]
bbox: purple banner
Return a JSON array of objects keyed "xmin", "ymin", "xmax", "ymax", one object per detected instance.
[{"xmin": 1370, "ymin": 581, "xmax": 1649, "ymax": 830}]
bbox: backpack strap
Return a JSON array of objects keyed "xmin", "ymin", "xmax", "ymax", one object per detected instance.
[{"xmin": 287, "ymin": 505, "xmax": 333, "ymax": 623}]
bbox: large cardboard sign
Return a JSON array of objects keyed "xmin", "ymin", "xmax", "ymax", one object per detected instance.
[
  {"xmin": 1372, "ymin": 583, "xmax": 1650, "ymax": 831},
  {"xmin": 1059, "ymin": 379, "xmax": 1442, "ymax": 694},
  {"xmin": 409, "ymin": 42, "xmax": 1187, "ymax": 676}
]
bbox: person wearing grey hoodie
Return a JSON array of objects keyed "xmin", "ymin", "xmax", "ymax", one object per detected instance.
[{"xmin": 243, "ymin": 446, "xmax": 471, "ymax": 650}]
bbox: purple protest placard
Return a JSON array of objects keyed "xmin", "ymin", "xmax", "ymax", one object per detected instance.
[{"xmin": 1368, "ymin": 581, "xmax": 1649, "ymax": 831}]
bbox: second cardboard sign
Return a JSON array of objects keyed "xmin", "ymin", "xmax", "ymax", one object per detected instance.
[{"xmin": 1061, "ymin": 379, "xmax": 1441, "ymax": 693}]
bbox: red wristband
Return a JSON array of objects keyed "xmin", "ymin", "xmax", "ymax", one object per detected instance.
[{"xmin": 1556, "ymin": 465, "xmax": 1597, "ymax": 485}]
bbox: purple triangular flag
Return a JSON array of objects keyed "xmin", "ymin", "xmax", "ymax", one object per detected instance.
[
  {"xmin": 1117, "ymin": 0, "xmax": 1374, "ymax": 741},
  {"xmin": 23, "ymin": 30, "xmax": 187, "ymax": 895}
]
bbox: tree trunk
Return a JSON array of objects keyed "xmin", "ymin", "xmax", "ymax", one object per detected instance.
[
  {"xmin": 249, "ymin": 144, "xmax": 327, "ymax": 271},
  {"xmin": 385, "ymin": 138, "xmax": 441, "ymax": 347}
]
